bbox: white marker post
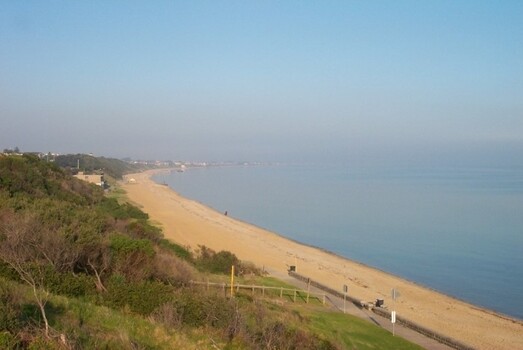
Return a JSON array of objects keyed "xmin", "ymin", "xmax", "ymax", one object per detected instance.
[
  {"xmin": 391, "ymin": 311, "xmax": 396, "ymax": 336},
  {"xmin": 391, "ymin": 288, "xmax": 400, "ymax": 336}
]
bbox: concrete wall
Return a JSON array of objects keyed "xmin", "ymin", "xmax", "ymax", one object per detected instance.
[{"xmin": 74, "ymin": 172, "xmax": 104, "ymax": 187}]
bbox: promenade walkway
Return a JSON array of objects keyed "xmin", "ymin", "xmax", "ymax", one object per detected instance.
[{"xmin": 269, "ymin": 268, "xmax": 459, "ymax": 350}]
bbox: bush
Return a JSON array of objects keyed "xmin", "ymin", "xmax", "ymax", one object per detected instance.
[
  {"xmin": 196, "ymin": 246, "xmax": 240, "ymax": 275},
  {"xmin": 110, "ymin": 234, "xmax": 154, "ymax": 257},
  {"xmin": 194, "ymin": 246, "xmax": 261, "ymax": 276},
  {"xmin": 0, "ymin": 281, "xmax": 22, "ymax": 332},
  {"xmin": 159, "ymin": 239, "xmax": 192, "ymax": 261},
  {"xmin": 109, "ymin": 234, "xmax": 156, "ymax": 282},
  {"xmin": 253, "ymin": 321, "xmax": 337, "ymax": 350},
  {"xmin": 0, "ymin": 331, "xmax": 20, "ymax": 349},
  {"xmin": 151, "ymin": 302, "xmax": 183, "ymax": 329},
  {"xmin": 45, "ymin": 270, "xmax": 96, "ymax": 298},
  {"xmin": 27, "ymin": 335, "xmax": 62, "ymax": 350},
  {"xmin": 125, "ymin": 221, "xmax": 162, "ymax": 241},
  {"xmin": 152, "ymin": 250, "xmax": 193, "ymax": 286},
  {"xmin": 238, "ymin": 261, "xmax": 263, "ymax": 276},
  {"xmin": 154, "ymin": 290, "xmax": 238, "ymax": 330},
  {"xmin": 0, "ymin": 261, "xmax": 21, "ymax": 282},
  {"xmin": 99, "ymin": 198, "xmax": 149, "ymax": 221},
  {"xmin": 104, "ymin": 276, "xmax": 173, "ymax": 315},
  {"xmin": 0, "ymin": 155, "xmax": 102, "ymax": 205}
]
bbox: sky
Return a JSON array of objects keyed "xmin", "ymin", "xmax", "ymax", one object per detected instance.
[{"xmin": 1, "ymin": 1, "xmax": 522, "ymax": 166}]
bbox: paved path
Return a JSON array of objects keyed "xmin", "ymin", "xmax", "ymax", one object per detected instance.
[{"xmin": 269, "ymin": 269, "xmax": 456, "ymax": 350}]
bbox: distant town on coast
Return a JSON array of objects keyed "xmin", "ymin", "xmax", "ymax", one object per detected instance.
[{"xmin": 2, "ymin": 146, "xmax": 272, "ymax": 174}]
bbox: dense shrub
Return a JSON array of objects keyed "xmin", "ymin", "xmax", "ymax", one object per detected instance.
[
  {"xmin": 54, "ymin": 154, "xmax": 145, "ymax": 179},
  {"xmin": 153, "ymin": 290, "xmax": 238, "ymax": 329},
  {"xmin": 109, "ymin": 234, "xmax": 156, "ymax": 281},
  {"xmin": 0, "ymin": 281, "xmax": 22, "ymax": 333},
  {"xmin": 151, "ymin": 289, "xmax": 338, "ymax": 349},
  {"xmin": 0, "ymin": 332, "xmax": 20, "ymax": 349},
  {"xmin": 196, "ymin": 246, "xmax": 240, "ymax": 275},
  {"xmin": 195, "ymin": 246, "xmax": 262, "ymax": 276},
  {"xmin": 99, "ymin": 198, "xmax": 149, "ymax": 221},
  {"xmin": 45, "ymin": 270, "xmax": 96, "ymax": 298},
  {"xmin": 109, "ymin": 234, "xmax": 154, "ymax": 257},
  {"xmin": 125, "ymin": 220, "xmax": 162, "ymax": 241},
  {"xmin": 238, "ymin": 261, "xmax": 263, "ymax": 276},
  {"xmin": 26, "ymin": 335, "xmax": 63, "ymax": 350},
  {"xmin": 104, "ymin": 276, "xmax": 173, "ymax": 315},
  {"xmin": 159, "ymin": 239, "xmax": 193, "ymax": 261},
  {"xmin": 151, "ymin": 301, "xmax": 183, "ymax": 328},
  {"xmin": 243, "ymin": 319, "xmax": 337, "ymax": 350},
  {"xmin": 0, "ymin": 154, "xmax": 103, "ymax": 205},
  {"xmin": 1, "ymin": 155, "xmax": 340, "ymax": 349},
  {"xmin": 0, "ymin": 261, "xmax": 21, "ymax": 282},
  {"xmin": 152, "ymin": 250, "xmax": 193, "ymax": 286}
]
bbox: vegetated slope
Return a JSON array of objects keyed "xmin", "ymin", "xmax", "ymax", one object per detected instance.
[
  {"xmin": 0, "ymin": 155, "xmax": 423, "ymax": 349},
  {"xmin": 0, "ymin": 154, "xmax": 350, "ymax": 349},
  {"xmin": 54, "ymin": 153, "xmax": 147, "ymax": 179}
]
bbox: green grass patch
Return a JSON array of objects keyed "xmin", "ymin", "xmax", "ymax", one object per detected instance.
[
  {"xmin": 298, "ymin": 308, "xmax": 424, "ymax": 350},
  {"xmin": 233, "ymin": 276, "xmax": 325, "ymax": 305},
  {"xmin": 105, "ymin": 180, "xmax": 130, "ymax": 204},
  {"xmin": 242, "ymin": 275, "xmax": 297, "ymax": 289}
]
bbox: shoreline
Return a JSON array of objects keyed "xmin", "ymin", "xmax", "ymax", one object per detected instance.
[
  {"xmin": 164, "ymin": 191, "xmax": 516, "ymax": 322},
  {"xmin": 150, "ymin": 168, "xmax": 522, "ymax": 324},
  {"xmin": 122, "ymin": 169, "xmax": 523, "ymax": 350}
]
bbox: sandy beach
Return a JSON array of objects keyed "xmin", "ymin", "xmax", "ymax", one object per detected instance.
[{"xmin": 122, "ymin": 170, "xmax": 523, "ymax": 350}]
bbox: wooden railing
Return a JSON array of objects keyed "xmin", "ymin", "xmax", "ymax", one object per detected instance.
[{"xmin": 189, "ymin": 280, "xmax": 326, "ymax": 304}]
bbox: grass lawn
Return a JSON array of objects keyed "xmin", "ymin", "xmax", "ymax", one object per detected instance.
[{"xmin": 300, "ymin": 307, "xmax": 424, "ymax": 350}]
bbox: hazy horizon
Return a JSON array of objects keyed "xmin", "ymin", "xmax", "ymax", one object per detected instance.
[{"xmin": 1, "ymin": 2, "xmax": 522, "ymax": 167}]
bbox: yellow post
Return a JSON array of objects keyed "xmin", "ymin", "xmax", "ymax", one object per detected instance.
[
  {"xmin": 307, "ymin": 279, "xmax": 310, "ymax": 303},
  {"xmin": 230, "ymin": 265, "xmax": 235, "ymax": 297}
]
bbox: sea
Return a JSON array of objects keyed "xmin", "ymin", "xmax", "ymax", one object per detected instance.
[{"xmin": 153, "ymin": 163, "xmax": 523, "ymax": 320}]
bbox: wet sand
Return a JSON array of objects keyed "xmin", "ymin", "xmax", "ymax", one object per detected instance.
[{"xmin": 121, "ymin": 170, "xmax": 523, "ymax": 350}]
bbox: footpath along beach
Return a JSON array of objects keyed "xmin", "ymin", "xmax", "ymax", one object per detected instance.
[{"xmin": 121, "ymin": 170, "xmax": 523, "ymax": 350}]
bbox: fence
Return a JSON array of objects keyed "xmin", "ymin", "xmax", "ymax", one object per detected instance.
[
  {"xmin": 189, "ymin": 280, "xmax": 326, "ymax": 305},
  {"xmin": 288, "ymin": 271, "xmax": 476, "ymax": 350}
]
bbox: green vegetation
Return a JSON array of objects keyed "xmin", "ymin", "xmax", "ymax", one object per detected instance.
[
  {"xmin": 54, "ymin": 153, "xmax": 148, "ymax": 179},
  {"xmin": 301, "ymin": 308, "xmax": 423, "ymax": 350},
  {"xmin": 0, "ymin": 154, "xmax": 422, "ymax": 349}
]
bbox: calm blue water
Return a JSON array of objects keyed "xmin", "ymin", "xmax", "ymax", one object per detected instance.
[{"xmin": 154, "ymin": 164, "xmax": 523, "ymax": 320}]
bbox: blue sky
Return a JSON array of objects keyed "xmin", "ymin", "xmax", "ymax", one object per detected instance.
[{"xmin": 1, "ymin": 1, "xmax": 522, "ymax": 165}]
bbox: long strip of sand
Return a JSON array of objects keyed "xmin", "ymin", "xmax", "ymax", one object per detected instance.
[{"xmin": 122, "ymin": 170, "xmax": 522, "ymax": 350}]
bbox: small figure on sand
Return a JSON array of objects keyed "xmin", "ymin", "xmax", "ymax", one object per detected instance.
[{"xmin": 224, "ymin": 211, "xmax": 228, "ymax": 216}]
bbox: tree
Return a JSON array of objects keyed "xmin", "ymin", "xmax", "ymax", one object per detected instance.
[
  {"xmin": 78, "ymin": 241, "xmax": 111, "ymax": 292},
  {"xmin": 2, "ymin": 147, "xmax": 20, "ymax": 154},
  {"xmin": 196, "ymin": 245, "xmax": 240, "ymax": 275},
  {"xmin": 0, "ymin": 212, "xmax": 52, "ymax": 337}
]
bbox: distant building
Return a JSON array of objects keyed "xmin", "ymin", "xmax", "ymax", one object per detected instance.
[{"xmin": 74, "ymin": 172, "xmax": 105, "ymax": 187}]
